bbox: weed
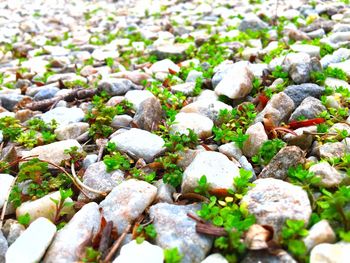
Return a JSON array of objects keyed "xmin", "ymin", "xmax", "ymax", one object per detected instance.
[{"xmin": 252, "ymin": 139, "xmax": 286, "ymax": 165}]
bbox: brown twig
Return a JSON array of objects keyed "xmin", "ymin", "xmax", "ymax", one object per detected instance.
[
  {"xmin": 104, "ymin": 224, "xmax": 132, "ymax": 263},
  {"xmin": 187, "ymin": 213, "xmax": 227, "ymax": 237}
]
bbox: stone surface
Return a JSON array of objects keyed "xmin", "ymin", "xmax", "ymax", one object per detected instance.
[
  {"xmin": 241, "ymin": 178, "xmax": 312, "ymax": 239},
  {"xmin": 113, "ymin": 240, "xmax": 164, "ymax": 263},
  {"xmin": 303, "ymin": 220, "xmax": 336, "ymax": 251},
  {"xmin": 110, "ymin": 128, "xmax": 164, "ymax": 163},
  {"xmin": 21, "ymin": 139, "xmax": 82, "ymax": 166},
  {"xmin": 182, "ymin": 151, "xmax": 240, "ymax": 193},
  {"xmin": 239, "ymin": 14, "xmax": 268, "ymax": 32},
  {"xmin": 150, "ymin": 203, "xmax": 212, "ymax": 263},
  {"xmin": 241, "ymin": 250, "xmax": 297, "ymax": 263},
  {"xmin": 99, "ymin": 179, "xmax": 157, "ymax": 233},
  {"xmin": 242, "ymin": 122, "xmax": 268, "ymax": 158},
  {"xmin": 39, "ymin": 107, "xmax": 85, "ymax": 127},
  {"xmin": 0, "ymin": 174, "xmax": 14, "ymax": 209},
  {"xmin": 16, "ymin": 191, "xmax": 75, "ymax": 223},
  {"xmin": 78, "ymin": 162, "xmax": 124, "ymax": 202},
  {"xmin": 319, "ymin": 142, "xmax": 346, "ymax": 159},
  {"xmin": 54, "ymin": 122, "xmax": 89, "ymax": 140},
  {"xmin": 259, "ymin": 146, "xmax": 305, "ymax": 180},
  {"xmin": 171, "ymin": 112, "xmax": 213, "ymax": 139},
  {"xmin": 309, "ymin": 162, "xmax": 347, "ymax": 188},
  {"xmin": 201, "ymin": 253, "xmax": 228, "ymax": 263},
  {"xmin": 125, "ymin": 90, "xmax": 155, "ymax": 111},
  {"xmin": 97, "ymin": 78, "xmax": 139, "ymax": 96},
  {"xmin": 289, "ymin": 97, "xmax": 326, "ymax": 121},
  {"xmin": 44, "ymin": 202, "xmax": 101, "ymax": 263},
  {"xmin": 284, "ymin": 84, "xmax": 325, "ymax": 107},
  {"xmin": 133, "ymin": 97, "xmax": 163, "ymax": 131},
  {"xmin": 6, "ymin": 217, "xmax": 56, "ymax": 263},
  {"xmin": 310, "ymin": 242, "xmax": 350, "ymax": 263},
  {"xmin": 0, "ymin": 231, "xmax": 7, "ymax": 263},
  {"xmin": 1, "ymin": 219, "xmax": 25, "ymax": 246}
]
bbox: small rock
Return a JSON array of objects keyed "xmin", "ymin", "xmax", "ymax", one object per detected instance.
[
  {"xmin": 241, "ymin": 178, "xmax": 312, "ymax": 239},
  {"xmin": 0, "ymin": 231, "xmax": 7, "ymax": 263},
  {"xmin": 97, "ymin": 78, "xmax": 139, "ymax": 96},
  {"xmin": 239, "ymin": 14, "xmax": 268, "ymax": 32},
  {"xmin": 214, "ymin": 63, "xmax": 254, "ymax": 99},
  {"xmin": 99, "ymin": 179, "xmax": 157, "ymax": 233},
  {"xmin": 110, "ymin": 128, "xmax": 164, "ymax": 163},
  {"xmin": 0, "ymin": 174, "xmax": 15, "ymax": 209},
  {"xmin": 125, "ymin": 90, "xmax": 155, "ymax": 111},
  {"xmin": 289, "ymin": 97, "xmax": 326, "ymax": 121},
  {"xmin": 310, "ymin": 242, "xmax": 350, "ymax": 263},
  {"xmin": 113, "ymin": 240, "xmax": 164, "ymax": 263},
  {"xmin": 21, "ymin": 139, "xmax": 82, "ymax": 166},
  {"xmin": 39, "ymin": 107, "xmax": 85, "ymax": 127},
  {"xmin": 186, "ymin": 70, "xmax": 203, "ymax": 82},
  {"xmin": 259, "ymin": 146, "xmax": 305, "ymax": 180},
  {"xmin": 0, "ymin": 94, "xmax": 27, "ymax": 111},
  {"xmin": 149, "ymin": 59, "xmax": 180, "ymax": 74},
  {"xmin": 150, "ymin": 203, "xmax": 212, "ymax": 263},
  {"xmin": 321, "ymin": 48, "xmax": 350, "ymax": 68},
  {"xmin": 284, "ymin": 83, "xmax": 324, "ymax": 107},
  {"xmin": 152, "ymin": 43, "xmax": 189, "ymax": 60},
  {"xmin": 319, "ymin": 142, "xmax": 346, "ymax": 159},
  {"xmin": 155, "ymin": 180, "xmax": 175, "ymax": 204},
  {"xmin": 303, "ymin": 220, "xmax": 336, "ymax": 251},
  {"xmin": 44, "ymin": 202, "xmax": 101, "ymax": 263},
  {"xmin": 111, "ymin": 115, "xmax": 133, "ymax": 129},
  {"xmin": 1, "ymin": 219, "xmax": 25, "ymax": 246},
  {"xmin": 16, "ymin": 191, "xmax": 74, "ymax": 224},
  {"xmin": 133, "ymin": 97, "xmax": 163, "ymax": 131},
  {"xmin": 6, "ymin": 217, "xmax": 56, "ymax": 263},
  {"xmin": 255, "ymin": 92, "xmax": 295, "ymax": 125},
  {"xmin": 78, "ymin": 162, "xmax": 124, "ymax": 202},
  {"xmin": 309, "ymin": 162, "xmax": 347, "ymax": 188},
  {"xmin": 33, "ymin": 87, "xmax": 59, "ymax": 101},
  {"xmin": 170, "ymin": 82, "xmax": 195, "ymax": 95},
  {"xmin": 243, "ymin": 122, "xmax": 268, "ymax": 158},
  {"xmin": 283, "ymin": 126, "xmax": 316, "ymax": 150},
  {"xmin": 182, "ymin": 151, "xmax": 240, "ymax": 193},
  {"xmin": 290, "ymin": 44, "xmax": 320, "ymax": 57},
  {"xmin": 241, "ymin": 250, "xmax": 297, "ymax": 263},
  {"xmin": 201, "ymin": 253, "xmax": 228, "ymax": 263},
  {"xmin": 171, "ymin": 112, "xmax": 213, "ymax": 139},
  {"xmin": 289, "ymin": 62, "xmax": 311, "ymax": 84},
  {"xmin": 218, "ymin": 142, "xmax": 243, "ymax": 160},
  {"xmin": 54, "ymin": 122, "xmax": 89, "ymax": 140}
]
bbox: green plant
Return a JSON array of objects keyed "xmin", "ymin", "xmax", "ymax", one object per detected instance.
[
  {"xmin": 103, "ymin": 143, "xmax": 130, "ymax": 172},
  {"xmin": 136, "ymin": 224, "xmax": 157, "ymax": 243},
  {"xmin": 233, "ymin": 168, "xmax": 254, "ymax": 197},
  {"xmin": 194, "ymin": 175, "xmax": 210, "ymax": 196},
  {"xmin": 281, "ymin": 219, "xmax": 309, "ymax": 261},
  {"xmin": 164, "ymin": 247, "xmax": 183, "ymax": 263},
  {"xmin": 252, "ymin": 139, "xmax": 286, "ymax": 165},
  {"xmin": 50, "ymin": 188, "xmax": 74, "ymax": 228},
  {"xmin": 81, "ymin": 247, "xmax": 101, "ymax": 262},
  {"xmin": 17, "ymin": 213, "xmax": 31, "ymax": 227},
  {"xmin": 271, "ymin": 65, "xmax": 289, "ymax": 80}
]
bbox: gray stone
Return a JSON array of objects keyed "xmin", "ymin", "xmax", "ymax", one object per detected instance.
[
  {"xmin": 0, "ymin": 231, "xmax": 7, "ymax": 263},
  {"xmin": 309, "ymin": 162, "xmax": 347, "ymax": 188},
  {"xmin": 82, "ymin": 154, "xmax": 98, "ymax": 169},
  {"xmin": 289, "ymin": 63, "xmax": 311, "ymax": 84},
  {"xmin": 186, "ymin": 70, "xmax": 203, "ymax": 83},
  {"xmin": 243, "ymin": 122, "xmax": 268, "ymax": 158},
  {"xmin": 171, "ymin": 112, "xmax": 213, "ymax": 139},
  {"xmin": 44, "ymin": 202, "xmax": 101, "ymax": 263},
  {"xmin": 182, "ymin": 151, "xmax": 240, "ymax": 194},
  {"xmin": 6, "ymin": 217, "xmax": 56, "ymax": 263},
  {"xmin": 239, "ymin": 14, "xmax": 268, "ymax": 32},
  {"xmin": 151, "ymin": 43, "xmax": 190, "ymax": 60},
  {"xmin": 99, "ymin": 179, "xmax": 157, "ymax": 233},
  {"xmin": 110, "ymin": 128, "xmax": 165, "ymax": 163},
  {"xmin": 125, "ymin": 90, "xmax": 155, "ymax": 111},
  {"xmin": 0, "ymin": 174, "xmax": 14, "ymax": 210},
  {"xmin": 289, "ymin": 97, "xmax": 326, "ymax": 121},
  {"xmin": 0, "ymin": 94, "xmax": 27, "ymax": 111},
  {"xmin": 155, "ymin": 180, "xmax": 175, "ymax": 204},
  {"xmin": 78, "ymin": 162, "xmax": 124, "ymax": 202},
  {"xmin": 111, "ymin": 115, "xmax": 133, "ymax": 129},
  {"xmin": 283, "ymin": 126, "xmax": 316, "ymax": 150},
  {"xmin": 218, "ymin": 142, "xmax": 243, "ymax": 160},
  {"xmin": 54, "ymin": 122, "xmax": 89, "ymax": 140},
  {"xmin": 1, "ymin": 219, "xmax": 25, "ymax": 246},
  {"xmin": 133, "ymin": 97, "xmax": 163, "ymax": 131},
  {"xmin": 310, "ymin": 242, "xmax": 350, "ymax": 263},
  {"xmin": 39, "ymin": 107, "xmax": 85, "ymax": 127},
  {"xmin": 241, "ymin": 250, "xmax": 296, "ymax": 263},
  {"xmin": 319, "ymin": 142, "xmax": 346, "ymax": 159},
  {"xmin": 284, "ymin": 84, "xmax": 325, "ymax": 107},
  {"xmin": 241, "ymin": 178, "xmax": 312, "ymax": 239},
  {"xmin": 321, "ymin": 48, "xmax": 350, "ymax": 68},
  {"xmin": 33, "ymin": 87, "xmax": 59, "ymax": 101},
  {"xmin": 303, "ymin": 220, "xmax": 336, "ymax": 251},
  {"xmin": 97, "ymin": 78, "xmax": 139, "ymax": 96},
  {"xmin": 150, "ymin": 203, "xmax": 212, "ymax": 263},
  {"xmin": 259, "ymin": 146, "xmax": 305, "ymax": 180},
  {"xmin": 290, "ymin": 44, "xmax": 320, "ymax": 57},
  {"xmin": 170, "ymin": 82, "xmax": 195, "ymax": 95}
]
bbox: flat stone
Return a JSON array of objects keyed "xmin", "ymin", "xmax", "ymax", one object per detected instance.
[
  {"xmin": 303, "ymin": 220, "xmax": 336, "ymax": 251},
  {"xmin": 97, "ymin": 78, "xmax": 139, "ymax": 96},
  {"xmin": 78, "ymin": 162, "xmax": 124, "ymax": 202},
  {"xmin": 33, "ymin": 87, "xmax": 59, "ymax": 101},
  {"xmin": 111, "ymin": 115, "xmax": 133, "ymax": 129},
  {"xmin": 328, "ymin": 60, "xmax": 350, "ymax": 77},
  {"xmin": 113, "ymin": 240, "xmax": 164, "ymax": 263},
  {"xmin": 149, "ymin": 59, "xmax": 180, "ymax": 74},
  {"xmin": 54, "ymin": 122, "xmax": 89, "ymax": 140},
  {"xmin": 241, "ymin": 178, "xmax": 312, "ymax": 240},
  {"xmin": 44, "ymin": 202, "xmax": 101, "ymax": 263},
  {"xmin": 259, "ymin": 146, "xmax": 305, "ymax": 180},
  {"xmin": 16, "ymin": 191, "xmax": 74, "ymax": 224},
  {"xmin": 310, "ymin": 242, "xmax": 350, "ymax": 263},
  {"xmin": 151, "ymin": 43, "xmax": 189, "ymax": 60},
  {"xmin": 284, "ymin": 83, "xmax": 325, "ymax": 107},
  {"xmin": 0, "ymin": 94, "xmax": 27, "ymax": 111},
  {"xmin": 289, "ymin": 97, "xmax": 326, "ymax": 121},
  {"xmin": 110, "ymin": 128, "xmax": 165, "ymax": 163},
  {"xmin": 171, "ymin": 112, "xmax": 213, "ymax": 139},
  {"xmin": 21, "ymin": 139, "xmax": 82, "ymax": 166},
  {"xmin": 283, "ymin": 126, "xmax": 316, "ymax": 150},
  {"xmin": 99, "ymin": 179, "xmax": 157, "ymax": 233},
  {"xmin": 242, "ymin": 122, "xmax": 268, "ymax": 158},
  {"xmin": 182, "ymin": 151, "xmax": 240, "ymax": 193},
  {"xmin": 6, "ymin": 217, "xmax": 56, "ymax": 263},
  {"xmin": 39, "ymin": 107, "xmax": 85, "ymax": 127},
  {"xmin": 150, "ymin": 203, "xmax": 212, "ymax": 263},
  {"xmin": 0, "ymin": 174, "xmax": 14, "ymax": 209},
  {"xmin": 218, "ymin": 142, "xmax": 243, "ymax": 160},
  {"xmin": 309, "ymin": 161, "xmax": 347, "ymax": 188}
]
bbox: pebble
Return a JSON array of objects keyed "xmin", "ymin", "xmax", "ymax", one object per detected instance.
[
  {"xmin": 150, "ymin": 203, "xmax": 212, "ymax": 263},
  {"xmin": 97, "ymin": 78, "xmax": 139, "ymax": 96},
  {"xmin": 0, "ymin": 231, "xmax": 7, "ymax": 263},
  {"xmin": 133, "ymin": 97, "xmax": 163, "ymax": 131},
  {"xmin": 16, "ymin": 191, "xmax": 75, "ymax": 224},
  {"xmin": 289, "ymin": 97, "xmax": 326, "ymax": 121},
  {"xmin": 113, "ymin": 240, "xmax": 164, "ymax": 263},
  {"xmin": 99, "ymin": 179, "xmax": 157, "ymax": 233},
  {"xmin": 1, "ymin": 219, "xmax": 25, "ymax": 246},
  {"xmin": 54, "ymin": 122, "xmax": 89, "ymax": 140},
  {"xmin": 44, "ymin": 202, "xmax": 101, "ymax": 262},
  {"xmin": 182, "ymin": 151, "xmax": 240, "ymax": 194},
  {"xmin": 78, "ymin": 161, "xmax": 124, "ymax": 202},
  {"xmin": 0, "ymin": 174, "xmax": 15, "ymax": 209},
  {"xmin": 309, "ymin": 161, "xmax": 347, "ymax": 188},
  {"xmin": 39, "ymin": 107, "xmax": 85, "ymax": 127},
  {"xmin": 125, "ymin": 90, "xmax": 155, "ymax": 111},
  {"xmin": 149, "ymin": 59, "xmax": 180, "ymax": 74},
  {"xmin": 110, "ymin": 128, "xmax": 165, "ymax": 163},
  {"xmin": 284, "ymin": 83, "xmax": 325, "ymax": 107},
  {"xmin": 303, "ymin": 220, "xmax": 336, "ymax": 251},
  {"xmin": 171, "ymin": 112, "xmax": 213, "ymax": 139},
  {"xmin": 318, "ymin": 142, "xmax": 346, "ymax": 159},
  {"xmin": 5, "ymin": 217, "xmax": 56, "ymax": 263},
  {"xmin": 242, "ymin": 122, "xmax": 268, "ymax": 158},
  {"xmin": 241, "ymin": 178, "xmax": 312, "ymax": 239},
  {"xmin": 310, "ymin": 242, "xmax": 350, "ymax": 263}
]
